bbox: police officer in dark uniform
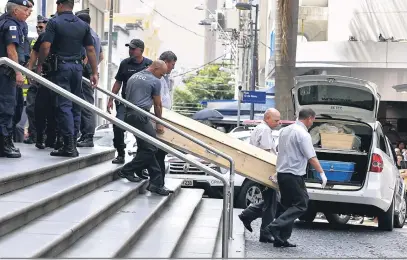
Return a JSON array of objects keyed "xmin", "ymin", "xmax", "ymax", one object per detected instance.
[
  {"xmin": 107, "ymin": 39, "xmax": 152, "ymax": 164},
  {"xmin": 24, "ymin": 14, "xmax": 48, "ymax": 145},
  {"xmin": 28, "ymin": 15, "xmax": 59, "ymax": 150},
  {"xmin": 75, "ymin": 8, "xmax": 103, "ymax": 148},
  {"xmin": 0, "ymin": 0, "xmax": 32, "ymax": 158},
  {"xmin": 37, "ymin": 0, "xmax": 98, "ymax": 157}
]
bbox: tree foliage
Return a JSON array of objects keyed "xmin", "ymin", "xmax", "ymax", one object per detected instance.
[{"xmin": 173, "ymin": 64, "xmax": 234, "ymax": 107}]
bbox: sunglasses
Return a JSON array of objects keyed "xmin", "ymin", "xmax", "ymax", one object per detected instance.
[{"xmin": 36, "ymin": 26, "xmax": 44, "ymax": 29}]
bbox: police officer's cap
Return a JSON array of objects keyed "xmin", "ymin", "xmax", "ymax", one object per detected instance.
[
  {"xmin": 7, "ymin": 0, "xmax": 33, "ymax": 7},
  {"xmin": 125, "ymin": 39, "xmax": 145, "ymax": 50},
  {"xmin": 75, "ymin": 8, "xmax": 89, "ymax": 16},
  {"xmin": 56, "ymin": 0, "xmax": 74, "ymax": 4},
  {"xmin": 37, "ymin": 15, "xmax": 48, "ymax": 23}
]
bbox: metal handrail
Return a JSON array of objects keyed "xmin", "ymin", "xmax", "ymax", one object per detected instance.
[
  {"xmin": 83, "ymin": 77, "xmax": 237, "ymax": 238},
  {"xmin": 0, "ymin": 57, "xmax": 230, "ymax": 258}
]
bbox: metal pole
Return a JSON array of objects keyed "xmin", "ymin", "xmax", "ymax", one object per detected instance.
[
  {"xmin": 249, "ymin": 4, "xmax": 259, "ymax": 120},
  {"xmin": 41, "ymin": 0, "xmax": 46, "ymax": 16},
  {"xmin": 237, "ymin": 86, "xmax": 242, "ymax": 127},
  {"xmin": 107, "ymin": 0, "xmax": 114, "ymax": 92}
]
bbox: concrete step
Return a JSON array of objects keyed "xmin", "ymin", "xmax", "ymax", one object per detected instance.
[
  {"xmin": 213, "ymin": 209, "xmax": 245, "ymax": 258},
  {"xmin": 0, "ymin": 160, "xmax": 123, "ymax": 237},
  {"xmin": 0, "ymin": 145, "xmax": 115, "ymax": 195},
  {"xmin": 124, "ymin": 188, "xmax": 205, "ymax": 258},
  {"xmin": 172, "ymin": 198, "xmax": 223, "ymax": 258},
  {"xmin": 0, "ymin": 179, "xmax": 148, "ymax": 258},
  {"xmin": 59, "ymin": 179, "xmax": 183, "ymax": 258}
]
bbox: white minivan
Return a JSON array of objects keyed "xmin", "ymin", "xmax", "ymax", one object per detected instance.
[{"xmin": 293, "ymin": 75, "xmax": 406, "ymax": 231}]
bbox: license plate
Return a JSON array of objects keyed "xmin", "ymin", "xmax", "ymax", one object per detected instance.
[{"xmin": 182, "ymin": 180, "xmax": 193, "ymax": 187}]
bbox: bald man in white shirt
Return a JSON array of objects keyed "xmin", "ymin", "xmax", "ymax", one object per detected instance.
[{"xmin": 238, "ymin": 108, "xmax": 281, "ymax": 244}]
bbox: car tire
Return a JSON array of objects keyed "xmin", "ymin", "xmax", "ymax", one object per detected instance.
[
  {"xmin": 324, "ymin": 213, "xmax": 351, "ymax": 226},
  {"xmin": 237, "ymin": 180, "xmax": 263, "ymax": 209},
  {"xmin": 394, "ymin": 195, "xmax": 406, "ymax": 228},
  {"xmin": 299, "ymin": 209, "xmax": 317, "ymax": 222},
  {"xmin": 378, "ymin": 197, "xmax": 395, "ymax": 231}
]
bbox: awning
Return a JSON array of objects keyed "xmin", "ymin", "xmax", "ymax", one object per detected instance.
[{"xmin": 392, "ymin": 84, "xmax": 407, "ymax": 92}]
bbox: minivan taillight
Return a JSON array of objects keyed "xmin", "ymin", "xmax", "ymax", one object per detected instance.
[{"xmin": 370, "ymin": 153, "xmax": 383, "ymax": 173}]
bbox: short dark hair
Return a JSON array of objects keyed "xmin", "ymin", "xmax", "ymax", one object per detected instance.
[
  {"xmin": 298, "ymin": 108, "xmax": 316, "ymax": 120},
  {"xmin": 77, "ymin": 13, "xmax": 91, "ymax": 24},
  {"xmin": 159, "ymin": 51, "xmax": 177, "ymax": 62}
]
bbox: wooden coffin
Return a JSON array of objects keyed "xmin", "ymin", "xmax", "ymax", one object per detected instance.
[{"xmin": 151, "ymin": 108, "xmax": 279, "ymax": 190}]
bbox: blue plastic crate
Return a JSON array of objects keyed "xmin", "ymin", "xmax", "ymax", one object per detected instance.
[{"xmin": 310, "ymin": 160, "xmax": 355, "ymax": 182}]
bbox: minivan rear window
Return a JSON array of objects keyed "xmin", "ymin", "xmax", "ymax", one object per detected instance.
[{"xmin": 298, "ymin": 85, "xmax": 375, "ymax": 111}]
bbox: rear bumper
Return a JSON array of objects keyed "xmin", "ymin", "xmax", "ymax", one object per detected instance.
[{"xmin": 306, "ymin": 175, "xmax": 393, "ymax": 212}]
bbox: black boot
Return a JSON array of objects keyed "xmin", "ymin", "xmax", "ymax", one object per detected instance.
[
  {"xmin": 35, "ymin": 134, "xmax": 46, "ymax": 149},
  {"xmin": 77, "ymin": 134, "xmax": 94, "ymax": 148},
  {"xmin": 50, "ymin": 135, "xmax": 77, "ymax": 157},
  {"xmin": 2, "ymin": 135, "xmax": 21, "ymax": 158},
  {"xmin": 54, "ymin": 135, "xmax": 63, "ymax": 150},
  {"xmin": 5, "ymin": 135, "xmax": 20, "ymax": 153},
  {"xmin": 23, "ymin": 135, "xmax": 36, "ymax": 144},
  {"xmin": 112, "ymin": 149, "xmax": 125, "ymax": 164}
]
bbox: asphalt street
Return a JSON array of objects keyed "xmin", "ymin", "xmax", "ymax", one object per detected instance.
[{"xmin": 245, "ymin": 218, "xmax": 407, "ymax": 258}]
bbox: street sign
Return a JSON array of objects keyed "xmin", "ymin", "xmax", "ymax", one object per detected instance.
[{"xmin": 241, "ymin": 91, "xmax": 266, "ymax": 104}]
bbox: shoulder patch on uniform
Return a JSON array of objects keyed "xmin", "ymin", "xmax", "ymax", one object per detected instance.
[{"xmin": 9, "ymin": 25, "xmax": 17, "ymax": 31}]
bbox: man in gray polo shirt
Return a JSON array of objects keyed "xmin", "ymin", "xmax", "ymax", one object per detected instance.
[
  {"xmin": 238, "ymin": 108, "xmax": 281, "ymax": 244},
  {"xmin": 118, "ymin": 60, "xmax": 169, "ymax": 196},
  {"xmin": 265, "ymin": 108, "xmax": 327, "ymax": 247}
]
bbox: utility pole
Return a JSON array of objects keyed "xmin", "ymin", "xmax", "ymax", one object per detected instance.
[
  {"xmin": 107, "ymin": 0, "xmax": 114, "ymax": 92},
  {"xmin": 249, "ymin": 4, "xmax": 259, "ymax": 120}
]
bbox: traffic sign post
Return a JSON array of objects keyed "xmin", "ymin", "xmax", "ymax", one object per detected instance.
[{"xmin": 241, "ymin": 91, "xmax": 266, "ymax": 104}]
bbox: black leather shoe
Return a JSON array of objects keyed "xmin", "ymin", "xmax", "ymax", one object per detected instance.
[
  {"xmin": 112, "ymin": 153, "xmax": 125, "ymax": 164},
  {"xmin": 274, "ymin": 240, "xmax": 297, "ymax": 248},
  {"xmin": 77, "ymin": 135, "xmax": 94, "ymax": 147},
  {"xmin": 118, "ymin": 171, "xmax": 142, "ymax": 182},
  {"xmin": 147, "ymin": 184, "xmax": 170, "ymax": 196},
  {"xmin": 266, "ymin": 226, "xmax": 284, "ymax": 245},
  {"xmin": 259, "ymin": 234, "xmax": 274, "ymax": 243},
  {"xmin": 238, "ymin": 214, "xmax": 253, "ymax": 232},
  {"xmin": 135, "ymin": 170, "xmax": 149, "ymax": 179}
]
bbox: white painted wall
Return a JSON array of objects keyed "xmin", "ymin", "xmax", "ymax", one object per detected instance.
[{"xmin": 328, "ymin": 0, "xmax": 407, "ymax": 41}]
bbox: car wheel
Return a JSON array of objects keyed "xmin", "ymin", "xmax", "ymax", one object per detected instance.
[
  {"xmin": 394, "ymin": 195, "xmax": 406, "ymax": 228},
  {"xmin": 299, "ymin": 209, "xmax": 317, "ymax": 222},
  {"xmin": 378, "ymin": 197, "xmax": 395, "ymax": 231},
  {"xmin": 324, "ymin": 213, "xmax": 351, "ymax": 226},
  {"xmin": 237, "ymin": 180, "xmax": 263, "ymax": 209}
]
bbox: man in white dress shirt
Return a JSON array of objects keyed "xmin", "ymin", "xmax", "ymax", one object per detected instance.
[{"xmin": 238, "ymin": 108, "xmax": 281, "ymax": 244}]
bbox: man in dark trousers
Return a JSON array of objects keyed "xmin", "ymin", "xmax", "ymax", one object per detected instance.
[
  {"xmin": 137, "ymin": 51, "xmax": 177, "ymax": 189},
  {"xmin": 238, "ymin": 108, "xmax": 281, "ymax": 243},
  {"xmin": 75, "ymin": 8, "xmax": 103, "ymax": 148},
  {"xmin": 0, "ymin": 0, "xmax": 32, "ymax": 158},
  {"xmin": 119, "ymin": 60, "xmax": 169, "ymax": 196},
  {"xmin": 265, "ymin": 108, "xmax": 327, "ymax": 247},
  {"xmin": 107, "ymin": 39, "xmax": 152, "ymax": 164},
  {"xmin": 37, "ymin": 0, "xmax": 98, "ymax": 157},
  {"xmin": 25, "ymin": 14, "xmax": 48, "ymax": 145}
]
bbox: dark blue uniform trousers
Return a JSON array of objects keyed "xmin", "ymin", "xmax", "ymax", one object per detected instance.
[
  {"xmin": 113, "ymin": 101, "xmax": 126, "ymax": 152},
  {"xmin": 53, "ymin": 62, "xmax": 83, "ymax": 137},
  {"xmin": 0, "ymin": 74, "xmax": 17, "ymax": 137}
]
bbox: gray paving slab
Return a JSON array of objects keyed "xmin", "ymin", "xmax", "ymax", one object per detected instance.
[
  {"xmin": 0, "ymin": 144, "xmax": 113, "ymax": 179},
  {"xmin": 125, "ymin": 189, "xmax": 205, "ymax": 258},
  {"xmin": 213, "ymin": 209, "xmax": 245, "ymax": 258},
  {"xmin": 0, "ymin": 179, "xmax": 146, "ymax": 258},
  {"xmin": 59, "ymin": 179, "xmax": 183, "ymax": 258},
  {"xmin": 173, "ymin": 199, "xmax": 223, "ymax": 258}
]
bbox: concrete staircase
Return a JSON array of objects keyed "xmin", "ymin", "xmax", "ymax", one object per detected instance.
[{"xmin": 0, "ymin": 145, "xmax": 245, "ymax": 258}]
